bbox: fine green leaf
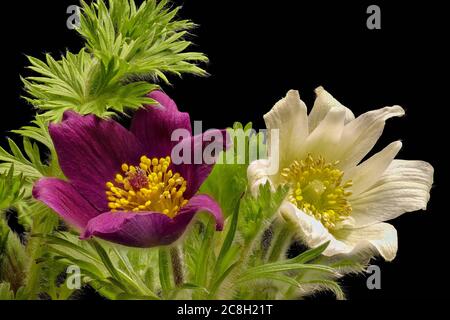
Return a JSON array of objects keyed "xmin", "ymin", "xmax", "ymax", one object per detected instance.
[
  {"xmin": 0, "ymin": 164, "xmax": 26, "ymax": 210},
  {"xmin": 239, "ymin": 183, "xmax": 289, "ymax": 243},
  {"xmin": 0, "ymin": 282, "xmax": 14, "ymax": 300},
  {"xmin": 23, "ymin": 0, "xmax": 208, "ymax": 121},
  {"xmin": 289, "ymin": 241, "xmax": 330, "ymax": 264},
  {"xmin": 158, "ymin": 247, "xmax": 171, "ymax": 295},
  {"xmin": 301, "ymin": 279, "xmax": 345, "ymax": 300},
  {"xmin": 237, "ymin": 263, "xmax": 337, "ymax": 284},
  {"xmin": 200, "ymin": 122, "xmax": 265, "ymax": 218},
  {"xmin": 214, "ymin": 193, "xmax": 243, "ymax": 272}
]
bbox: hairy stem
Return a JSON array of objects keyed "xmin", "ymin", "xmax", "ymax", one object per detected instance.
[
  {"xmin": 23, "ymin": 212, "xmax": 59, "ymax": 299},
  {"xmin": 170, "ymin": 246, "xmax": 184, "ymax": 287},
  {"xmin": 267, "ymin": 225, "xmax": 293, "ymax": 262}
]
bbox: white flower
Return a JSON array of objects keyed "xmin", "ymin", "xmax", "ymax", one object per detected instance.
[{"xmin": 248, "ymin": 87, "xmax": 433, "ymax": 261}]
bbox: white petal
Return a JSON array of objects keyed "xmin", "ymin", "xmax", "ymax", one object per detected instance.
[
  {"xmin": 334, "ymin": 223, "xmax": 398, "ymax": 261},
  {"xmin": 302, "ymin": 106, "xmax": 347, "ymax": 160},
  {"xmin": 279, "ymin": 201, "xmax": 353, "ymax": 256},
  {"xmin": 247, "ymin": 159, "xmax": 273, "ymax": 196},
  {"xmin": 263, "ymin": 90, "xmax": 309, "ymax": 170},
  {"xmin": 337, "ymin": 106, "xmax": 405, "ymax": 171},
  {"xmin": 349, "ymin": 160, "xmax": 434, "ymax": 227},
  {"xmin": 345, "ymin": 141, "xmax": 402, "ymax": 196},
  {"xmin": 308, "ymin": 86, "xmax": 355, "ymax": 133}
]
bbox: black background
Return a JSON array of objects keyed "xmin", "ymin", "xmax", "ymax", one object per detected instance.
[{"xmin": 1, "ymin": 0, "xmax": 448, "ymax": 300}]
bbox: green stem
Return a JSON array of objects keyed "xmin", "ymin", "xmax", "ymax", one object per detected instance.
[
  {"xmin": 267, "ymin": 225, "xmax": 293, "ymax": 263},
  {"xmin": 112, "ymin": 247, "xmax": 159, "ymax": 299},
  {"xmin": 227, "ymin": 225, "xmax": 271, "ymax": 300},
  {"xmin": 23, "ymin": 211, "xmax": 59, "ymax": 299},
  {"xmin": 193, "ymin": 220, "xmax": 214, "ymax": 299},
  {"xmin": 158, "ymin": 247, "xmax": 171, "ymax": 298}
]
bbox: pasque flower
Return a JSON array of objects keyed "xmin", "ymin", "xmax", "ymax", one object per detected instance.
[
  {"xmin": 248, "ymin": 87, "xmax": 433, "ymax": 261},
  {"xmin": 33, "ymin": 91, "xmax": 227, "ymax": 247}
]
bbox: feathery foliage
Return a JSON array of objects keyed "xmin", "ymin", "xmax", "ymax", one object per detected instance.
[
  {"xmin": 0, "ymin": 165, "xmax": 26, "ymax": 211},
  {"xmin": 22, "ymin": 0, "xmax": 207, "ymax": 121}
]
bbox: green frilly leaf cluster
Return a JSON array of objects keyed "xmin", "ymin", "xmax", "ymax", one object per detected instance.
[{"xmin": 23, "ymin": 0, "xmax": 207, "ymax": 121}]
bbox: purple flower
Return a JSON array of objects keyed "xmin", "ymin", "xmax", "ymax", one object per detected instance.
[{"xmin": 33, "ymin": 91, "xmax": 227, "ymax": 247}]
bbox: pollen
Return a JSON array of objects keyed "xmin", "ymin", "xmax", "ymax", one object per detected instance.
[
  {"xmin": 105, "ymin": 156, "xmax": 188, "ymax": 218},
  {"xmin": 281, "ymin": 154, "xmax": 353, "ymax": 230}
]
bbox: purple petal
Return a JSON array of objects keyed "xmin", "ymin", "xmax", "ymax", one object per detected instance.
[
  {"xmin": 61, "ymin": 110, "xmax": 80, "ymax": 121},
  {"xmin": 50, "ymin": 111, "xmax": 144, "ymax": 212},
  {"xmin": 81, "ymin": 212, "xmax": 180, "ymax": 247},
  {"xmin": 32, "ymin": 178, "xmax": 99, "ymax": 229},
  {"xmin": 172, "ymin": 129, "xmax": 230, "ymax": 198},
  {"xmin": 176, "ymin": 194, "xmax": 224, "ymax": 231},
  {"xmin": 80, "ymin": 194, "xmax": 223, "ymax": 247},
  {"xmin": 130, "ymin": 91, "xmax": 192, "ymax": 159}
]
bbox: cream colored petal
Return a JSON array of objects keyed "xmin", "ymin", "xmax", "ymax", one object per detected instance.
[
  {"xmin": 247, "ymin": 159, "xmax": 273, "ymax": 196},
  {"xmin": 263, "ymin": 90, "xmax": 309, "ymax": 171},
  {"xmin": 349, "ymin": 160, "xmax": 434, "ymax": 227},
  {"xmin": 334, "ymin": 223, "xmax": 398, "ymax": 261},
  {"xmin": 308, "ymin": 86, "xmax": 355, "ymax": 133},
  {"xmin": 337, "ymin": 106, "xmax": 405, "ymax": 171},
  {"xmin": 345, "ymin": 141, "xmax": 402, "ymax": 196},
  {"xmin": 301, "ymin": 106, "xmax": 347, "ymax": 160},
  {"xmin": 279, "ymin": 201, "xmax": 353, "ymax": 257}
]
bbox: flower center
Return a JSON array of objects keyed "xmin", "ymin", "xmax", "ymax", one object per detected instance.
[
  {"xmin": 281, "ymin": 154, "xmax": 353, "ymax": 230},
  {"xmin": 105, "ymin": 156, "xmax": 188, "ymax": 218}
]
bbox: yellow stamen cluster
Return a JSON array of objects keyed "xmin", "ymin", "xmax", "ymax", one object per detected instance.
[
  {"xmin": 281, "ymin": 154, "xmax": 353, "ymax": 230},
  {"xmin": 105, "ymin": 156, "xmax": 188, "ymax": 218}
]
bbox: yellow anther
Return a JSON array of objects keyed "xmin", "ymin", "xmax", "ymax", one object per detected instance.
[
  {"xmin": 140, "ymin": 155, "xmax": 150, "ymax": 164},
  {"xmin": 282, "ymin": 154, "xmax": 352, "ymax": 231},
  {"xmin": 105, "ymin": 155, "xmax": 188, "ymax": 218}
]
